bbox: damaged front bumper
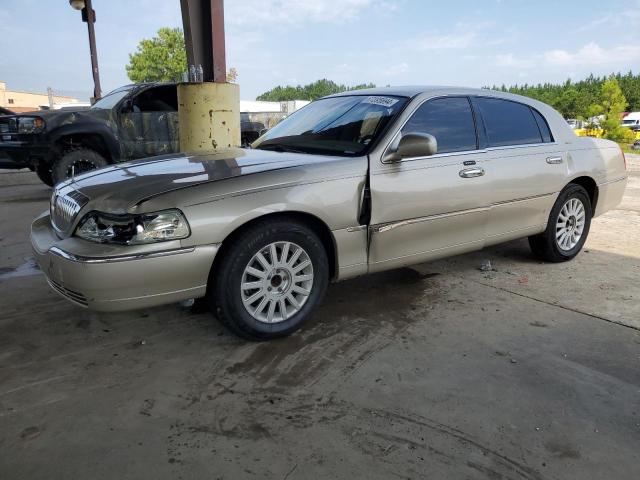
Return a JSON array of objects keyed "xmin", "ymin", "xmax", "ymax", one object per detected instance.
[{"xmin": 30, "ymin": 212, "xmax": 218, "ymax": 312}]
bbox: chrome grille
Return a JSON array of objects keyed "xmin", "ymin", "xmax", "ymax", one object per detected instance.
[{"xmin": 50, "ymin": 187, "xmax": 89, "ymax": 233}]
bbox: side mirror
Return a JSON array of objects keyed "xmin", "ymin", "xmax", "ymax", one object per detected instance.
[{"xmin": 384, "ymin": 132, "xmax": 437, "ymax": 162}]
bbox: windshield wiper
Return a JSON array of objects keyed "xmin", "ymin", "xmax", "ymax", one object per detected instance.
[{"xmin": 254, "ymin": 144, "xmax": 308, "ymax": 154}]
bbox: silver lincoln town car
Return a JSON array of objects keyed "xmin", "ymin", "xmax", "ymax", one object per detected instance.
[{"xmin": 32, "ymin": 87, "xmax": 628, "ymax": 339}]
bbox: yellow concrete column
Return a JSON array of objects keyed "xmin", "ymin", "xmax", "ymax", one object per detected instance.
[{"xmin": 177, "ymin": 82, "xmax": 240, "ymax": 153}]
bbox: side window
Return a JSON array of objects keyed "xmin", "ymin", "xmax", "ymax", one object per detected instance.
[
  {"xmin": 475, "ymin": 97, "xmax": 542, "ymax": 147},
  {"xmin": 402, "ymin": 97, "xmax": 477, "ymax": 154},
  {"xmin": 132, "ymin": 86, "xmax": 178, "ymax": 112},
  {"xmin": 531, "ymin": 108, "xmax": 553, "ymax": 143}
]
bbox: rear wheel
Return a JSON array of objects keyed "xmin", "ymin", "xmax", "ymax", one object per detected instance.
[
  {"xmin": 528, "ymin": 184, "xmax": 592, "ymax": 262},
  {"xmin": 52, "ymin": 148, "xmax": 108, "ymax": 185},
  {"xmin": 209, "ymin": 218, "xmax": 329, "ymax": 340}
]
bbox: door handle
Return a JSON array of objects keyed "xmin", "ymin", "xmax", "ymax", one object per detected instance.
[
  {"xmin": 459, "ymin": 167, "xmax": 485, "ymax": 178},
  {"xmin": 546, "ymin": 156, "xmax": 563, "ymax": 164}
]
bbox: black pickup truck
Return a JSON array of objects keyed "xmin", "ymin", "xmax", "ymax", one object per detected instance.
[{"xmin": 0, "ymin": 83, "xmax": 269, "ymax": 186}]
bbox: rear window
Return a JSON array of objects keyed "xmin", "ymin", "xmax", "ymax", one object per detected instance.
[{"xmin": 475, "ymin": 97, "xmax": 543, "ymax": 147}]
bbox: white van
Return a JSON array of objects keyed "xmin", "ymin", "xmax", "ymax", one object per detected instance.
[{"xmin": 621, "ymin": 112, "xmax": 640, "ymax": 131}]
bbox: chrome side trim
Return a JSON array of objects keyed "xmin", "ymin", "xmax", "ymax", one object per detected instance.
[
  {"xmin": 491, "ymin": 191, "xmax": 555, "ymax": 206},
  {"xmin": 597, "ymin": 175, "xmax": 627, "ymax": 187},
  {"xmin": 485, "ymin": 142, "xmax": 559, "ymax": 153},
  {"xmin": 346, "ymin": 225, "xmax": 367, "ymax": 232},
  {"xmin": 48, "ymin": 245, "xmax": 205, "ymax": 264},
  {"xmin": 372, "ymin": 206, "xmax": 490, "ymax": 233},
  {"xmin": 380, "ymin": 142, "xmax": 562, "ymax": 166},
  {"xmin": 372, "ymin": 192, "xmax": 556, "ymax": 234}
]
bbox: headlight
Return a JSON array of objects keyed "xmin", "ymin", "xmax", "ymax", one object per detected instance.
[
  {"xmin": 18, "ymin": 117, "xmax": 45, "ymax": 134},
  {"xmin": 75, "ymin": 209, "xmax": 190, "ymax": 244}
]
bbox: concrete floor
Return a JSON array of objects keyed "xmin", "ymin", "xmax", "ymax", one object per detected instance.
[{"xmin": 1, "ymin": 156, "xmax": 639, "ymax": 480}]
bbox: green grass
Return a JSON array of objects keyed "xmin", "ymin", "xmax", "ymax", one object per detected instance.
[{"xmin": 618, "ymin": 142, "xmax": 637, "ymax": 154}]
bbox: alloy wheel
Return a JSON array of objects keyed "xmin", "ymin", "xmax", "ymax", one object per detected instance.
[
  {"xmin": 240, "ymin": 241, "xmax": 314, "ymax": 323},
  {"xmin": 555, "ymin": 197, "xmax": 586, "ymax": 251}
]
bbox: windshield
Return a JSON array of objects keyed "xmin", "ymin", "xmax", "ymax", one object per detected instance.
[
  {"xmin": 90, "ymin": 86, "xmax": 134, "ymax": 110},
  {"xmin": 252, "ymin": 95, "xmax": 407, "ymax": 156}
]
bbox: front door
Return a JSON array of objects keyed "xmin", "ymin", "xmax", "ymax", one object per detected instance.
[
  {"xmin": 368, "ymin": 96, "xmax": 490, "ymax": 272},
  {"xmin": 119, "ymin": 85, "xmax": 179, "ymax": 160}
]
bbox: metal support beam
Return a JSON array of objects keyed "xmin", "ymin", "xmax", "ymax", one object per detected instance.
[
  {"xmin": 178, "ymin": 0, "xmax": 238, "ymax": 152},
  {"xmin": 180, "ymin": 0, "xmax": 227, "ymax": 83},
  {"xmin": 84, "ymin": 0, "xmax": 102, "ymax": 99}
]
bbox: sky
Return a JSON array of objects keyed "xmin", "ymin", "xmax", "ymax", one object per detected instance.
[{"xmin": 0, "ymin": 0, "xmax": 639, "ymax": 101}]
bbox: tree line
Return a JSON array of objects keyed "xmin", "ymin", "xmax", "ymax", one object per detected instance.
[
  {"xmin": 257, "ymin": 73, "xmax": 638, "ymax": 142},
  {"xmin": 256, "ymin": 79, "xmax": 375, "ymax": 102},
  {"xmin": 490, "ymin": 72, "xmax": 640, "ymax": 119},
  {"xmin": 257, "ymin": 73, "xmax": 640, "ymax": 120}
]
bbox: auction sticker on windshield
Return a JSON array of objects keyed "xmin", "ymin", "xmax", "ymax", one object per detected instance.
[{"xmin": 363, "ymin": 96, "xmax": 399, "ymax": 107}]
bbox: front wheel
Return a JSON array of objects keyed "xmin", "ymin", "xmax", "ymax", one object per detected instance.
[
  {"xmin": 528, "ymin": 184, "xmax": 592, "ymax": 262},
  {"xmin": 35, "ymin": 162, "xmax": 54, "ymax": 187},
  {"xmin": 209, "ymin": 218, "xmax": 329, "ymax": 340},
  {"xmin": 52, "ymin": 148, "xmax": 108, "ymax": 185}
]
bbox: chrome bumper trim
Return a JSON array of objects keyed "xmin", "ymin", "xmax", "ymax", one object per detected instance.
[{"xmin": 48, "ymin": 246, "xmax": 203, "ymax": 264}]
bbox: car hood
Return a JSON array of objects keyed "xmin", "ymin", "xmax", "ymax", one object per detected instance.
[
  {"xmin": 62, "ymin": 148, "xmax": 345, "ymax": 212},
  {"xmin": 11, "ymin": 108, "xmax": 111, "ymax": 128}
]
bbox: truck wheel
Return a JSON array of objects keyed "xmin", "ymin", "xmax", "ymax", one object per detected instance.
[
  {"xmin": 209, "ymin": 218, "xmax": 329, "ymax": 340},
  {"xmin": 528, "ymin": 184, "xmax": 592, "ymax": 262},
  {"xmin": 52, "ymin": 148, "xmax": 108, "ymax": 185},
  {"xmin": 35, "ymin": 162, "xmax": 54, "ymax": 187}
]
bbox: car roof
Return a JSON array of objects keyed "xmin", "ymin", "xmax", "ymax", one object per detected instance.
[
  {"xmin": 326, "ymin": 85, "xmax": 524, "ymax": 100},
  {"xmin": 105, "ymin": 82, "xmax": 176, "ymax": 92},
  {"xmin": 327, "ymin": 86, "xmax": 454, "ymax": 98}
]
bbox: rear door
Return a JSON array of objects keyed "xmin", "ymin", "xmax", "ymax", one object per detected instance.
[
  {"xmin": 368, "ymin": 96, "xmax": 490, "ymax": 272},
  {"xmin": 471, "ymin": 97, "xmax": 567, "ymax": 243}
]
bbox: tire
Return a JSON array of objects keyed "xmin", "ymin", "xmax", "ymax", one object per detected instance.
[
  {"xmin": 209, "ymin": 218, "xmax": 329, "ymax": 340},
  {"xmin": 35, "ymin": 162, "xmax": 54, "ymax": 187},
  {"xmin": 52, "ymin": 148, "xmax": 108, "ymax": 185},
  {"xmin": 528, "ymin": 184, "xmax": 592, "ymax": 262}
]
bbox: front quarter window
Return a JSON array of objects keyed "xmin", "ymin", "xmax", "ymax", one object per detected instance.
[
  {"xmin": 90, "ymin": 86, "xmax": 134, "ymax": 110},
  {"xmin": 252, "ymin": 95, "xmax": 407, "ymax": 156}
]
